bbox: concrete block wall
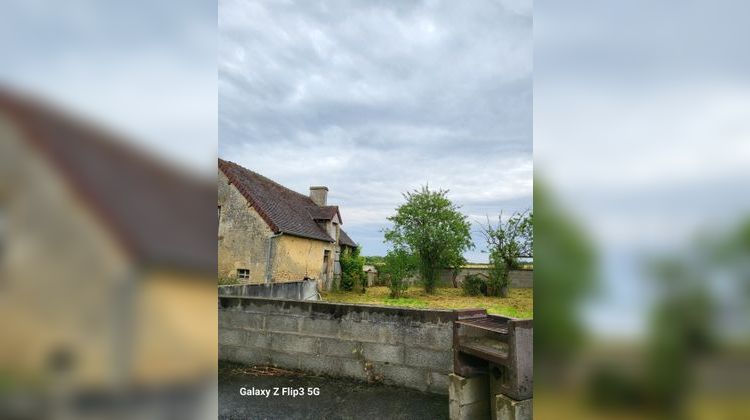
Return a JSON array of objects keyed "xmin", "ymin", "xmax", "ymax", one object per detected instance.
[
  {"xmin": 219, "ymin": 297, "xmax": 458, "ymax": 394},
  {"xmin": 218, "ymin": 280, "xmax": 319, "ymax": 300}
]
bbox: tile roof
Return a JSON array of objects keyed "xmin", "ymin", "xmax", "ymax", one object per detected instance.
[
  {"xmin": 0, "ymin": 89, "xmax": 217, "ymax": 272},
  {"xmin": 219, "ymin": 159, "xmax": 357, "ymax": 247},
  {"xmin": 339, "ymin": 229, "xmax": 357, "ymax": 248}
]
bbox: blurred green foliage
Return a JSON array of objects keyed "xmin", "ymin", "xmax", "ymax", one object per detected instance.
[{"xmin": 534, "ymin": 180, "xmax": 597, "ymax": 379}]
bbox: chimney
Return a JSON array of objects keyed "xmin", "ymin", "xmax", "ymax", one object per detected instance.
[{"xmin": 309, "ymin": 186, "xmax": 328, "ymax": 206}]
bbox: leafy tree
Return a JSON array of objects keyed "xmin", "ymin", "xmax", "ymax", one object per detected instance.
[
  {"xmin": 340, "ymin": 246, "xmax": 365, "ymax": 292},
  {"xmin": 384, "ymin": 186, "xmax": 473, "ymax": 294},
  {"xmin": 533, "ymin": 180, "xmax": 596, "ymax": 383},
  {"xmin": 381, "ymin": 248, "xmax": 418, "ymax": 298},
  {"xmin": 482, "ymin": 210, "xmax": 533, "ymax": 297}
]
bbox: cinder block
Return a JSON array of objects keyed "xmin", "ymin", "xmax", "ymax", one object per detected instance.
[
  {"xmin": 492, "ymin": 394, "xmax": 532, "ymax": 420},
  {"xmin": 318, "ymin": 338, "xmax": 358, "ymax": 358},
  {"xmin": 269, "ymin": 352, "xmax": 300, "ymax": 370},
  {"xmin": 298, "ymin": 355, "xmax": 343, "ymax": 376},
  {"xmin": 270, "ymin": 333, "xmax": 318, "ymax": 354},
  {"xmin": 404, "ymin": 325, "xmax": 453, "ymax": 350},
  {"xmin": 219, "ymin": 329, "xmax": 243, "ymax": 346},
  {"xmin": 428, "ymin": 371, "xmax": 450, "ymax": 395},
  {"xmin": 339, "ymin": 320, "xmax": 379, "ymax": 342},
  {"xmin": 265, "ymin": 315, "xmax": 300, "ymax": 332},
  {"xmin": 378, "ymin": 363, "xmax": 429, "ymax": 391},
  {"xmin": 361, "ymin": 342, "xmax": 404, "ymax": 364},
  {"xmin": 227, "ymin": 311, "xmax": 264, "ymax": 330},
  {"xmin": 338, "ymin": 358, "xmax": 368, "ymax": 381},
  {"xmin": 233, "ymin": 347, "xmax": 271, "ymax": 366},
  {"xmin": 243, "ymin": 331, "xmax": 270, "ymax": 349},
  {"xmin": 218, "ymin": 344, "xmax": 237, "ymax": 361},
  {"xmin": 300, "ymin": 317, "xmax": 341, "ymax": 338},
  {"xmin": 405, "ymin": 347, "xmax": 452, "ymax": 371},
  {"xmin": 449, "ymin": 373, "xmax": 490, "ymax": 420}
]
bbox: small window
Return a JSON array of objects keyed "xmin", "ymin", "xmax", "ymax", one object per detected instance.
[
  {"xmin": 218, "ymin": 206, "xmax": 222, "ymax": 223},
  {"xmin": 237, "ymin": 269, "xmax": 249, "ymax": 279}
]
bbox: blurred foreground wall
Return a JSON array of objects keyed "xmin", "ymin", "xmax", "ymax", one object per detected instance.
[{"xmin": 0, "ymin": 2, "xmax": 217, "ymax": 419}]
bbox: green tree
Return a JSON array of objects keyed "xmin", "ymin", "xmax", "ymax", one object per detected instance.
[
  {"xmin": 534, "ymin": 180, "xmax": 596, "ymax": 383},
  {"xmin": 340, "ymin": 246, "xmax": 365, "ymax": 293},
  {"xmin": 384, "ymin": 186, "xmax": 473, "ymax": 294},
  {"xmin": 382, "ymin": 248, "xmax": 418, "ymax": 298},
  {"xmin": 482, "ymin": 210, "xmax": 533, "ymax": 297}
]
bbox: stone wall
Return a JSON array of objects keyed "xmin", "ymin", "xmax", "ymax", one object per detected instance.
[
  {"xmin": 218, "ymin": 170, "xmax": 273, "ymax": 282},
  {"xmin": 218, "ymin": 297, "xmax": 458, "ymax": 394},
  {"xmin": 218, "ymin": 280, "xmax": 319, "ymax": 301},
  {"xmin": 438, "ymin": 267, "xmax": 534, "ymax": 288}
]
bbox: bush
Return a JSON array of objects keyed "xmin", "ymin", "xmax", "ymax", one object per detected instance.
[
  {"xmin": 382, "ymin": 248, "xmax": 417, "ymax": 298},
  {"xmin": 462, "ymin": 274, "xmax": 487, "ymax": 296},
  {"xmin": 340, "ymin": 246, "xmax": 365, "ymax": 292}
]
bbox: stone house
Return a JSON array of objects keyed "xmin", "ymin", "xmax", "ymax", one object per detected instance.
[
  {"xmin": 218, "ymin": 159, "xmax": 357, "ymax": 290},
  {"xmin": 0, "ymin": 90, "xmax": 217, "ymax": 398}
]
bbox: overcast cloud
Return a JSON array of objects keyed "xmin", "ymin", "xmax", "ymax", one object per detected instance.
[{"xmin": 219, "ymin": 0, "xmax": 532, "ymax": 260}]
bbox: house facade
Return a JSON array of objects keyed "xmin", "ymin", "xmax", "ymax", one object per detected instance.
[
  {"xmin": 218, "ymin": 159, "xmax": 357, "ymax": 290},
  {"xmin": 0, "ymin": 89, "xmax": 217, "ymax": 398}
]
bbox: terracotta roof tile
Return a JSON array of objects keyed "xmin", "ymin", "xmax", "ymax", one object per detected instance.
[{"xmin": 219, "ymin": 159, "xmax": 356, "ymax": 246}]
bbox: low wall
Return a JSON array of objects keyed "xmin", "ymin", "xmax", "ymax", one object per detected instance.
[
  {"xmin": 438, "ymin": 268, "xmax": 533, "ymax": 288},
  {"xmin": 509, "ymin": 269, "xmax": 533, "ymax": 288},
  {"xmin": 218, "ymin": 280, "xmax": 319, "ymax": 300},
  {"xmin": 218, "ymin": 297, "xmax": 458, "ymax": 394}
]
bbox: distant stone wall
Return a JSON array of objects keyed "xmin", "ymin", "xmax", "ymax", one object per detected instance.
[
  {"xmin": 218, "ymin": 297, "xmax": 457, "ymax": 394},
  {"xmin": 218, "ymin": 280, "xmax": 319, "ymax": 301},
  {"xmin": 509, "ymin": 269, "xmax": 533, "ymax": 288},
  {"xmin": 438, "ymin": 268, "xmax": 533, "ymax": 288}
]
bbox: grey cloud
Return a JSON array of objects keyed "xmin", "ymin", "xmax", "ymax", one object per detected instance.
[{"xmin": 220, "ymin": 0, "xmax": 532, "ymax": 259}]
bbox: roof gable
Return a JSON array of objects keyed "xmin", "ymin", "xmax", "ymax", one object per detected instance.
[
  {"xmin": 219, "ymin": 159, "xmax": 356, "ymax": 245},
  {"xmin": 0, "ymin": 89, "xmax": 217, "ymax": 272}
]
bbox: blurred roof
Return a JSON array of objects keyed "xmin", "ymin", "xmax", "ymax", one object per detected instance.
[
  {"xmin": 219, "ymin": 159, "xmax": 357, "ymax": 247},
  {"xmin": 0, "ymin": 88, "xmax": 216, "ymax": 273}
]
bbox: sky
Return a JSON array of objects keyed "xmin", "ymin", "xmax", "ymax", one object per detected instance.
[
  {"xmin": 0, "ymin": 0, "xmax": 217, "ymax": 176},
  {"xmin": 219, "ymin": 0, "xmax": 533, "ymax": 261},
  {"xmin": 535, "ymin": 0, "xmax": 750, "ymax": 337}
]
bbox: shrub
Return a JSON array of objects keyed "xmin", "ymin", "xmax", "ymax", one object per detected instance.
[
  {"xmin": 462, "ymin": 274, "xmax": 487, "ymax": 296},
  {"xmin": 382, "ymin": 248, "xmax": 418, "ymax": 298},
  {"xmin": 340, "ymin": 246, "xmax": 365, "ymax": 292}
]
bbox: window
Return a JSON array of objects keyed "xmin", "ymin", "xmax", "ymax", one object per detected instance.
[
  {"xmin": 218, "ymin": 206, "xmax": 222, "ymax": 223},
  {"xmin": 237, "ymin": 269, "xmax": 249, "ymax": 279}
]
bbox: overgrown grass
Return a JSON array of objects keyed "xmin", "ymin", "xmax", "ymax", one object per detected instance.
[
  {"xmin": 322, "ymin": 286, "xmax": 533, "ymax": 318},
  {"xmin": 218, "ymin": 277, "xmax": 239, "ymax": 286}
]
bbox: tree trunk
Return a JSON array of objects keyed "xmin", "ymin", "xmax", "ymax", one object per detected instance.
[{"xmin": 451, "ymin": 270, "xmax": 459, "ymax": 288}]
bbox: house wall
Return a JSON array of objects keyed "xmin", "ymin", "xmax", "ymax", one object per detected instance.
[
  {"xmin": 219, "ymin": 297, "xmax": 456, "ymax": 394},
  {"xmin": 270, "ymin": 234, "xmax": 332, "ymax": 289},
  {"xmin": 135, "ymin": 270, "xmax": 217, "ymax": 386},
  {"xmin": 218, "ymin": 170, "xmax": 273, "ymax": 283},
  {"xmin": 0, "ymin": 114, "xmax": 132, "ymax": 389}
]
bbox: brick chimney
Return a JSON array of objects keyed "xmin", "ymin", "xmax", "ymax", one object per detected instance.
[{"xmin": 309, "ymin": 186, "xmax": 328, "ymax": 206}]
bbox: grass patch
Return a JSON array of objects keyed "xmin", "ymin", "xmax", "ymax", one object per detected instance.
[
  {"xmin": 218, "ymin": 277, "xmax": 239, "ymax": 286},
  {"xmin": 322, "ymin": 286, "xmax": 532, "ymax": 318}
]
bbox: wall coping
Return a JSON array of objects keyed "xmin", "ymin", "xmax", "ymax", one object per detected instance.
[{"xmin": 218, "ymin": 296, "xmax": 489, "ymax": 324}]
